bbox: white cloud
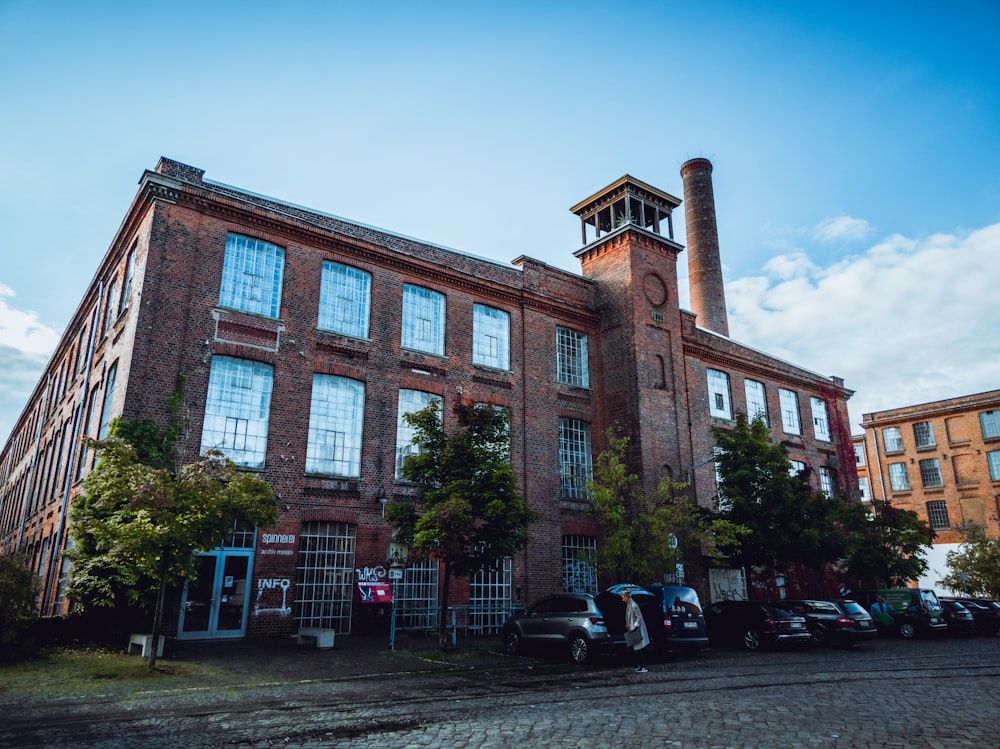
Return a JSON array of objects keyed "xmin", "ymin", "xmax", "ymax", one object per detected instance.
[
  {"xmin": 814, "ymin": 215, "xmax": 873, "ymax": 243},
  {"xmin": 726, "ymin": 222, "xmax": 1000, "ymax": 431},
  {"xmin": 0, "ymin": 285, "xmax": 59, "ymax": 442}
]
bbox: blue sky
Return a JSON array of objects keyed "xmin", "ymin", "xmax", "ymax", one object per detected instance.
[{"xmin": 1, "ymin": 0, "xmax": 999, "ymax": 443}]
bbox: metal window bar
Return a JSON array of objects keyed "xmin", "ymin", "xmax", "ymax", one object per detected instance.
[{"xmin": 294, "ymin": 521, "xmax": 356, "ymax": 634}]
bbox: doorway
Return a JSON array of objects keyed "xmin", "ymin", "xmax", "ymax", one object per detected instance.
[{"xmin": 178, "ymin": 550, "xmax": 254, "ymax": 639}]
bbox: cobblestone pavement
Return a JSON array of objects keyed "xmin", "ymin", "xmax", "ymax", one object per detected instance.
[{"xmin": 5, "ymin": 633, "xmax": 999, "ymax": 748}]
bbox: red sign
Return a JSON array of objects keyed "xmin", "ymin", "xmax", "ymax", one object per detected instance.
[{"xmin": 356, "ymin": 582, "xmax": 392, "ymax": 603}]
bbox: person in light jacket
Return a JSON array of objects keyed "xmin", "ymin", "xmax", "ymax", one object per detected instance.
[{"xmin": 622, "ymin": 588, "xmax": 650, "ymax": 673}]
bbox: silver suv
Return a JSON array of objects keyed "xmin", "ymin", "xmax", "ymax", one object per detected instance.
[{"xmin": 501, "ymin": 593, "xmax": 614, "ymax": 664}]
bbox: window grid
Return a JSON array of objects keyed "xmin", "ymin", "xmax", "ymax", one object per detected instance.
[
  {"xmin": 401, "ymin": 284, "xmax": 445, "ymax": 355},
  {"xmin": 219, "ymin": 234, "xmax": 285, "ymax": 318},
  {"xmin": 318, "ymin": 261, "xmax": 371, "ymax": 338},
  {"xmin": 744, "ymin": 379, "xmax": 768, "ymax": 426},
  {"xmin": 789, "ymin": 460, "xmax": 806, "ymax": 475},
  {"xmin": 559, "ymin": 417, "xmax": 592, "ymax": 500},
  {"xmin": 810, "ymin": 397, "xmax": 830, "ymax": 441},
  {"xmin": 395, "ymin": 560, "xmax": 439, "ymax": 630},
  {"xmin": 779, "ymin": 388, "xmax": 801, "ymax": 434},
  {"xmin": 707, "ymin": 369, "xmax": 732, "ymax": 419},
  {"xmin": 102, "ymin": 281, "xmax": 117, "ymax": 337},
  {"xmin": 883, "ymin": 427, "xmax": 904, "ymax": 452},
  {"xmin": 294, "ymin": 521, "xmax": 356, "ymax": 634},
  {"xmin": 562, "ymin": 535, "xmax": 598, "ymax": 594},
  {"xmin": 980, "ymin": 411, "xmax": 1000, "ymax": 439},
  {"xmin": 918, "ymin": 458, "xmax": 943, "ymax": 488},
  {"xmin": 200, "ymin": 356, "xmax": 274, "ymax": 469},
  {"xmin": 119, "ymin": 249, "xmax": 135, "ymax": 314},
  {"xmin": 472, "ymin": 304, "xmax": 510, "ymax": 370},
  {"xmin": 97, "ymin": 363, "xmax": 118, "ymax": 439},
  {"xmin": 395, "ymin": 390, "xmax": 441, "ymax": 478},
  {"xmin": 854, "ymin": 444, "xmax": 865, "ymax": 466},
  {"xmin": 306, "ymin": 375, "xmax": 365, "ymax": 477},
  {"xmin": 926, "ymin": 500, "xmax": 950, "ymax": 531},
  {"xmin": 913, "ymin": 421, "xmax": 936, "ymax": 448},
  {"xmin": 556, "ymin": 327, "xmax": 589, "ymax": 388},
  {"xmin": 859, "ymin": 477, "xmax": 871, "ymax": 502},
  {"xmin": 988, "ymin": 451, "xmax": 1000, "ymax": 481},
  {"xmin": 888, "ymin": 462, "xmax": 910, "ymax": 492},
  {"xmin": 469, "ymin": 558, "xmax": 512, "ymax": 633},
  {"xmin": 818, "ymin": 466, "xmax": 835, "ymax": 496}
]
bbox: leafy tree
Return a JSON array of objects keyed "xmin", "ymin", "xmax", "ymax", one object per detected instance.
[
  {"xmin": 713, "ymin": 414, "xmax": 854, "ymax": 592},
  {"xmin": 938, "ymin": 523, "xmax": 1000, "ymax": 598},
  {"xmin": 67, "ymin": 426, "xmax": 278, "ymax": 669},
  {"xmin": 840, "ymin": 499, "xmax": 932, "ymax": 589},
  {"xmin": 0, "ymin": 552, "xmax": 37, "ymax": 658},
  {"xmin": 589, "ymin": 429, "xmax": 748, "ymax": 586},
  {"xmin": 386, "ymin": 400, "xmax": 539, "ymax": 648}
]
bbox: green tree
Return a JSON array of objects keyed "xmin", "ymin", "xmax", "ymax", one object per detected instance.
[
  {"xmin": 67, "ymin": 427, "xmax": 278, "ymax": 669},
  {"xmin": 938, "ymin": 522, "xmax": 1000, "ymax": 598},
  {"xmin": 386, "ymin": 400, "xmax": 538, "ymax": 648},
  {"xmin": 841, "ymin": 500, "xmax": 932, "ymax": 589},
  {"xmin": 589, "ymin": 429, "xmax": 748, "ymax": 586},
  {"xmin": 0, "ymin": 552, "xmax": 37, "ymax": 659},
  {"xmin": 713, "ymin": 414, "xmax": 851, "ymax": 592}
]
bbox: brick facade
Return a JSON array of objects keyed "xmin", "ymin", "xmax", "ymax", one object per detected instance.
[{"xmin": 1, "ymin": 157, "xmax": 857, "ymax": 640}]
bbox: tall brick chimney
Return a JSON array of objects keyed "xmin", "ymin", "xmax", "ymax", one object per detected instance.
[{"xmin": 681, "ymin": 158, "xmax": 729, "ymax": 336}]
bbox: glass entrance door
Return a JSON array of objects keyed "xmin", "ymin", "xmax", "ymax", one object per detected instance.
[{"xmin": 179, "ymin": 551, "xmax": 252, "ymax": 639}]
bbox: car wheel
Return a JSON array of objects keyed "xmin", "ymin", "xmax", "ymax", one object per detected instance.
[
  {"xmin": 503, "ymin": 631, "xmax": 521, "ymax": 656},
  {"xmin": 811, "ymin": 627, "xmax": 827, "ymax": 646},
  {"xmin": 569, "ymin": 634, "xmax": 590, "ymax": 664},
  {"xmin": 742, "ymin": 629, "xmax": 762, "ymax": 650},
  {"xmin": 898, "ymin": 622, "xmax": 916, "ymax": 639}
]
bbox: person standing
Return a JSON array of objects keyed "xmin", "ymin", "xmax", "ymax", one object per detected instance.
[{"xmin": 622, "ymin": 589, "xmax": 650, "ymax": 673}]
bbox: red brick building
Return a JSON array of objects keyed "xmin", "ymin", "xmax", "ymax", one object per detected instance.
[
  {"xmin": 0, "ymin": 157, "xmax": 856, "ymax": 642},
  {"xmin": 855, "ymin": 390, "xmax": 1000, "ymax": 591}
]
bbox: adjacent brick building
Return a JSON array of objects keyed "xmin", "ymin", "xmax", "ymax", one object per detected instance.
[
  {"xmin": 855, "ymin": 390, "xmax": 1000, "ymax": 591},
  {"xmin": 0, "ymin": 157, "xmax": 857, "ymax": 642}
]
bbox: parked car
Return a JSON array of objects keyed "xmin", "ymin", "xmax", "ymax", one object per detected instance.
[
  {"xmin": 596, "ymin": 583, "xmax": 709, "ymax": 655},
  {"xmin": 856, "ymin": 589, "xmax": 948, "ymax": 639},
  {"xmin": 940, "ymin": 597, "xmax": 1000, "ymax": 636},
  {"xmin": 781, "ymin": 599, "xmax": 877, "ymax": 647},
  {"xmin": 703, "ymin": 600, "xmax": 812, "ymax": 650},
  {"xmin": 939, "ymin": 599, "xmax": 976, "ymax": 636},
  {"xmin": 501, "ymin": 592, "xmax": 615, "ymax": 664}
]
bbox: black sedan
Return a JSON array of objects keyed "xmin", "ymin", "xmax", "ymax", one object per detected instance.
[
  {"xmin": 704, "ymin": 600, "xmax": 812, "ymax": 650},
  {"xmin": 940, "ymin": 597, "xmax": 1000, "ymax": 636},
  {"xmin": 939, "ymin": 599, "xmax": 976, "ymax": 636},
  {"xmin": 782, "ymin": 599, "xmax": 878, "ymax": 647}
]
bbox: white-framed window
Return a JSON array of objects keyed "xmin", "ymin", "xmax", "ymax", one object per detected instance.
[
  {"xmin": 119, "ymin": 247, "xmax": 136, "ymax": 314},
  {"xmin": 305, "ymin": 375, "xmax": 365, "ymax": 477},
  {"xmin": 294, "ymin": 521, "xmax": 357, "ymax": 634},
  {"xmin": 888, "ymin": 462, "xmax": 910, "ymax": 492},
  {"xmin": 199, "ymin": 356, "xmax": 274, "ymax": 469},
  {"xmin": 810, "ymin": 397, "xmax": 830, "ymax": 442},
  {"xmin": 926, "ymin": 500, "xmax": 950, "ymax": 531},
  {"xmin": 401, "ymin": 284, "xmax": 445, "ymax": 356},
  {"xmin": 219, "ymin": 233, "xmax": 285, "ymax": 318},
  {"xmin": 559, "ymin": 417, "xmax": 592, "ymax": 500},
  {"xmin": 744, "ymin": 379, "xmax": 768, "ymax": 426},
  {"xmin": 882, "ymin": 426, "xmax": 904, "ymax": 452},
  {"xmin": 469, "ymin": 558, "xmax": 512, "ymax": 632},
  {"xmin": 562, "ymin": 535, "xmax": 598, "ymax": 594},
  {"xmin": 818, "ymin": 466, "xmax": 835, "ymax": 496},
  {"xmin": 789, "ymin": 459, "xmax": 806, "ymax": 475},
  {"xmin": 102, "ymin": 281, "xmax": 117, "ymax": 336},
  {"xmin": 707, "ymin": 369, "xmax": 732, "ymax": 419},
  {"xmin": 556, "ymin": 327, "xmax": 589, "ymax": 388},
  {"xmin": 778, "ymin": 388, "xmax": 801, "ymax": 435},
  {"xmin": 987, "ymin": 450, "xmax": 1000, "ymax": 481},
  {"xmin": 913, "ymin": 421, "xmax": 935, "ymax": 449},
  {"xmin": 97, "ymin": 362, "xmax": 118, "ymax": 439},
  {"xmin": 473, "ymin": 303, "xmax": 510, "ymax": 370},
  {"xmin": 854, "ymin": 443, "xmax": 865, "ymax": 466},
  {"xmin": 318, "ymin": 261, "xmax": 370, "ymax": 339},
  {"xmin": 859, "ymin": 477, "xmax": 871, "ymax": 502},
  {"xmin": 395, "ymin": 389, "xmax": 441, "ymax": 478},
  {"xmin": 918, "ymin": 458, "xmax": 943, "ymax": 488},
  {"xmin": 980, "ymin": 411, "xmax": 1000, "ymax": 439}
]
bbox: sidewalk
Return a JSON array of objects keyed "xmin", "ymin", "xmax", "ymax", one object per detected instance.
[{"xmin": 165, "ymin": 631, "xmax": 520, "ymax": 683}]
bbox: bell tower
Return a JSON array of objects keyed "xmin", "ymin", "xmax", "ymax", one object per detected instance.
[{"xmin": 571, "ymin": 175, "xmax": 688, "ymax": 494}]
